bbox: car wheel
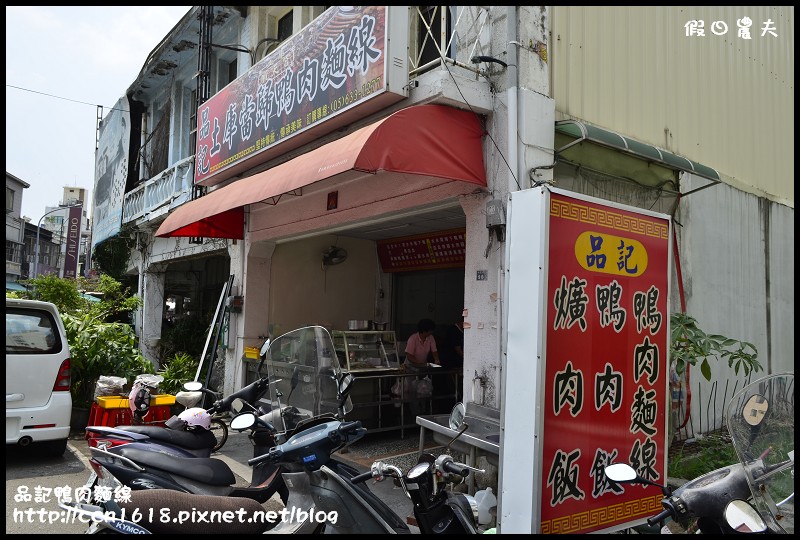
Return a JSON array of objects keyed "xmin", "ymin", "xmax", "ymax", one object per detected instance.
[{"xmin": 38, "ymin": 438, "xmax": 68, "ymax": 457}]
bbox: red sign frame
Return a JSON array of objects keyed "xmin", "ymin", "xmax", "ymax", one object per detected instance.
[
  {"xmin": 194, "ymin": 6, "xmax": 390, "ymax": 185},
  {"xmin": 539, "ymin": 192, "xmax": 670, "ymax": 533}
]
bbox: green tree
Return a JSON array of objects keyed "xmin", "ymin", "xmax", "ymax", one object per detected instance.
[
  {"xmin": 90, "ymin": 226, "xmax": 135, "ymax": 281},
  {"xmin": 160, "ymin": 313, "xmax": 212, "ymax": 360},
  {"xmin": 158, "ymin": 352, "xmax": 207, "ymax": 395},
  {"xmin": 63, "ymin": 314, "xmax": 154, "ymax": 407},
  {"xmin": 10, "ymin": 272, "xmax": 83, "ymax": 313},
  {"xmin": 670, "ymin": 312, "xmax": 761, "ymax": 381},
  {"xmin": 11, "ymin": 274, "xmax": 153, "ymax": 408}
]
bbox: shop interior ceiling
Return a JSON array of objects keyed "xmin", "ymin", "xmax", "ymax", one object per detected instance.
[{"xmin": 329, "ymin": 205, "xmax": 466, "ymax": 242}]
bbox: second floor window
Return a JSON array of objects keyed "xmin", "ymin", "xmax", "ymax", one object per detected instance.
[
  {"xmin": 417, "ymin": 6, "xmax": 454, "ymax": 67},
  {"xmin": 277, "ymin": 11, "xmax": 293, "ymax": 43},
  {"xmin": 6, "ymin": 240, "xmax": 21, "ymax": 263},
  {"xmin": 189, "ymin": 88, "xmax": 197, "ymax": 159}
]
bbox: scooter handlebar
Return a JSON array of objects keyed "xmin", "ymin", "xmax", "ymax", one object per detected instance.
[
  {"xmin": 248, "ymin": 447, "xmax": 283, "ymax": 467},
  {"xmin": 442, "ymin": 460, "xmax": 470, "ymax": 477},
  {"xmin": 351, "ymin": 470, "xmax": 374, "ymax": 484},
  {"xmin": 647, "ymin": 508, "xmax": 673, "ymax": 527},
  {"xmin": 328, "ymin": 421, "xmax": 363, "ymax": 444}
]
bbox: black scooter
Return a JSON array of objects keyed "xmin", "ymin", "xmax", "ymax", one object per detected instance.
[
  {"xmin": 352, "ymin": 402, "xmax": 483, "ymax": 534},
  {"xmin": 604, "ymin": 372, "xmax": 794, "ymax": 535},
  {"xmin": 59, "ymin": 406, "xmax": 480, "ymax": 534},
  {"xmin": 57, "ymin": 326, "xmax": 483, "ymax": 535},
  {"xmin": 81, "ymin": 338, "xmax": 289, "ymax": 509},
  {"xmin": 85, "ymin": 377, "xmax": 269, "ymax": 459}
]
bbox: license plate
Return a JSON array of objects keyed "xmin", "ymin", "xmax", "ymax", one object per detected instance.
[{"xmin": 82, "ymin": 472, "xmax": 98, "ymax": 495}]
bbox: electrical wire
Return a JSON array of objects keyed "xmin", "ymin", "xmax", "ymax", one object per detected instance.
[
  {"xmin": 427, "ymin": 20, "xmax": 522, "ymax": 191},
  {"xmin": 6, "ymin": 84, "xmax": 129, "ymax": 112}
]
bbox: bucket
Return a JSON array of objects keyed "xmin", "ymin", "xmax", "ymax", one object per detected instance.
[{"xmin": 474, "ymin": 487, "xmax": 497, "ymax": 526}]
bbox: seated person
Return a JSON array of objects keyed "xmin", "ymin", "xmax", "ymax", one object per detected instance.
[{"xmin": 404, "ymin": 318, "xmax": 440, "ymax": 368}]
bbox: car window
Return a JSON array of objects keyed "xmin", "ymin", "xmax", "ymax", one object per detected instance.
[{"xmin": 5, "ymin": 309, "xmax": 62, "ymax": 354}]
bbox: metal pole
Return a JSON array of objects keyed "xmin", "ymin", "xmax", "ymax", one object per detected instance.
[{"xmin": 32, "ymin": 204, "xmax": 80, "ymax": 279}]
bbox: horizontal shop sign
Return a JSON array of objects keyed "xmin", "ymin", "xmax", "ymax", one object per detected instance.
[
  {"xmin": 377, "ymin": 228, "xmax": 466, "ymax": 273},
  {"xmin": 194, "ymin": 6, "xmax": 409, "ymax": 186}
]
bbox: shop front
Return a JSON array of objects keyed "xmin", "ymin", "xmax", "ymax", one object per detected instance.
[{"xmin": 156, "ymin": 103, "xmax": 487, "ymax": 431}]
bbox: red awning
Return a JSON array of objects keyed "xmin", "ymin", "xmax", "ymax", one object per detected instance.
[{"xmin": 155, "ymin": 104, "xmax": 487, "ymax": 239}]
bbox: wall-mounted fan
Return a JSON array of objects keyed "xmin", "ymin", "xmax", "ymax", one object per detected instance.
[{"xmin": 322, "ymin": 246, "xmax": 348, "ymax": 267}]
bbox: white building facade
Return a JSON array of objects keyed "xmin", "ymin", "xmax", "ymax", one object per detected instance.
[{"xmin": 92, "ymin": 6, "xmax": 792, "ymax": 532}]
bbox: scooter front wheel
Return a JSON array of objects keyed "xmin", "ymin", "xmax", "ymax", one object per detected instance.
[{"xmin": 210, "ymin": 418, "xmax": 228, "ymax": 452}]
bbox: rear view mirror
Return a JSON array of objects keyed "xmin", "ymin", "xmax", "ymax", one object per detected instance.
[
  {"xmin": 231, "ymin": 398, "xmax": 246, "ymax": 414},
  {"xmin": 338, "ymin": 373, "xmax": 354, "ymax": 396},
  {"xmin": 230, "ymin": 412, "xmax": 257, "ymax": 431},
  {"xmin": 259, "ymin": 338, "xmax": 271, "ymax": 358},
  {"xmin": 449, "ymin": 402, "xmax": 466, "ymax": 430},
  {"xmin": 183, "ymin": 381, "xmax": 203, "ymax": 392},
  {"xmin": 724, "ymin": 499, "xmax": 767, "ymax": 533},
  {"xmin": 604, "ymin": 463, "xmax": 638, "ymax": 483},
  {"xmin": 604, "ymin": 463, "xmax": 670, "ymax": 495}
]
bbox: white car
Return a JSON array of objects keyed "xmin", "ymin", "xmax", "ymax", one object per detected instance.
[{"xmin": 6, "ymin": 298, "xmax": 72, "ymax": 456}]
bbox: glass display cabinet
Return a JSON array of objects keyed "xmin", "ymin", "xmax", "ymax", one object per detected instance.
[{"xmin": 332, "ymin": 330, "xmax": 399, "ymax": 372}]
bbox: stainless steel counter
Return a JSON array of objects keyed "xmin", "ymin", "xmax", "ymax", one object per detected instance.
[
  {"xmin": 416, "ymin": 402, "xmax": 501, "ymax": 494},
  {"xmin": 348, "ymin": 366, "xmax": 463, "ymax": 438}
]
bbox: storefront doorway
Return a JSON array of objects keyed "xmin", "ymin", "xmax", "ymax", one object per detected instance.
[{"xmin": 392, "ymin": 267, "xmax": 464, "ymax": 355}]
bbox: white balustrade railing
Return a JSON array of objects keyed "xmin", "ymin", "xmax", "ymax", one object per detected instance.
[{"xmin": 122, "ymin": 156, "xmax": 194, "ymax": 224}]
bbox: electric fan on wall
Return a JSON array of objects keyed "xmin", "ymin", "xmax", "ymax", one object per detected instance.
[{"xmin": 322, "ymin": 246, "xmax": 348, "ymax": 267}]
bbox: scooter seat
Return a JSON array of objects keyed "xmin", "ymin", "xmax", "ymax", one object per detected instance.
[
  {"xmin": 175, "ymin": 391, "xmax": 203, "ymax": 408},
  {"xmin": 111, "ymin": 446, "xmax": 236, "ymax": 486},
  {"xmin": 120, "ymin": 424, "xmax": 218, "ymax": 450}
]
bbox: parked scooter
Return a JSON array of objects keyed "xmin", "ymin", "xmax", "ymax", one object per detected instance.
[
  {"xmin": 605, "ymin": 372, "xmax": 794, "ymax": 534},
  {"xmin": 70, "ymin": 326, "xmax": 359, "ymax": 531},
  {"xmin": 59, "ymin": 410, "xmax": 479, "ymax": 534},
  {"xmin": 76, "ymin": 335, "xmax": 306, "ymax": 514},
  {"xmin": 351, "ymin": 402, "xmax": 483, "ymax": 534},
  {"xmin": 58, "ymin": 326, "xmax": 482, "ymax": 534}
]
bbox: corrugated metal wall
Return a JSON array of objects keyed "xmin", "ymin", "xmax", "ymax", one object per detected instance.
[
  {"xmin": 549, "ymin": 6, "xmax": 794, "ymax": 440},
  {"xmin": 551, "ymin": 6, "xmax": 794, "ymax": 206}
]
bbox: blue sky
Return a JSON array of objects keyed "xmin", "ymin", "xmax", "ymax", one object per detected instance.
[{"xmin": 6, "ymin": 6, "xmax": 191, "ymax": 222}]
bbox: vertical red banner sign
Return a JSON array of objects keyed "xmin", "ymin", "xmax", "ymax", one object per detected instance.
[
  {"xmin": 63, "ymin": 205, "xmax": 83, "ymax": 279},
  {"xmin": 540, "ymin": 192, "xmax": 670, "ymax": 533}
]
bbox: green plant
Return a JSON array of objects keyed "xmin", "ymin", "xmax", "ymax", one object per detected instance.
[
  {"xmin": 160, "ymin": 313, "xmax": 212, "ymax": 361},
  {"xmin": 158, "ymin": 352, "xmax": 204, "ymax": 395},
  {"xmin": 16, "ymin": 273, "xmax": 84, "ymax": 313},
  {"xmin": 667, "ymin": 430, "xmax": 738, "ymax": 480},
  {"xmin": 76, "ymin": 274, "xmax": 141, "ymax": 322},
  {"xmin": 90, "ymin": 225, "xmax": 136, "ymax": 281},
  {"xmin": 670, "ymin": 313, "xmax": 761, "ymax": 382},
  {"xmin": 16, "ymin": 274, "xmax": 151, "ymax": 408},
  {"xmin": 63, "ymin": 312, "xmax": 154, "ymax": 407}
]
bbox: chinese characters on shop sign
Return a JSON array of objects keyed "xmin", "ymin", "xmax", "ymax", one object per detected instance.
[{"xmin": 540, "ymin": 192, "xmax": 670, "ymax": 534}]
